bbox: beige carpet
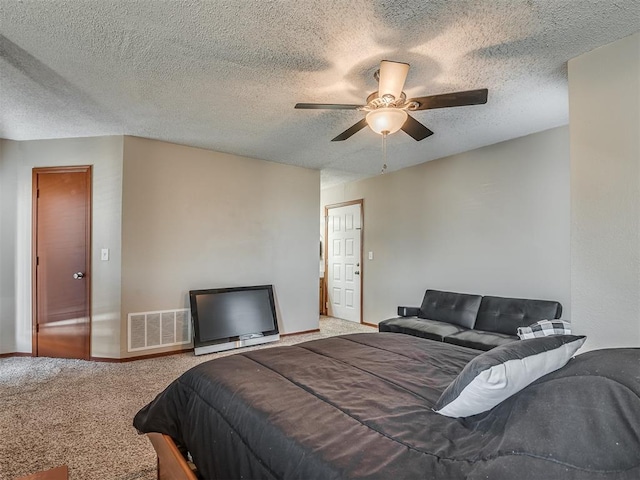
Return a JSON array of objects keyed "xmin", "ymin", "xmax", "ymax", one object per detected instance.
[{"xmin": 0, "ymin": 317, "xmax": 375, "ymax": 480}]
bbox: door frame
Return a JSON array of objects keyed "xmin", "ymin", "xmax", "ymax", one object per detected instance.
[
  {"xmin": 31, "ymin": 165, "xmax": 92, "ymax": 358},
  {"xmin": 324, "ymin": 199, "xmax": 364, "ymax": 324}
]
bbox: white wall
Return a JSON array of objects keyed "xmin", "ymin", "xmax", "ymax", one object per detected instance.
[
  {"xmin": 120, "ymin": 137, "xmax": 320, "ymax": 357},
  {"xmin": 0, "ymin": 136, "xmax": 123, "ymax": 357},
  {"xmin": 569, "ymin": 32, "xmax": 640, "ymax": 350},
  {"xmin": 322, "ymin": 127, "xmax": 570, "ymax": 325}
]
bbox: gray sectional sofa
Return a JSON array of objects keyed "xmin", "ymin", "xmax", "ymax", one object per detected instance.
[{"xmin": 378, "ymin": 289, "xmax": 563, "ymax": 351}]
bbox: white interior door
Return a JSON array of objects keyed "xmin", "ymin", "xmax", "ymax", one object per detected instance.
[{"xmin": 327, "ymin": 203, "xmax": 362, "ymax": 323}]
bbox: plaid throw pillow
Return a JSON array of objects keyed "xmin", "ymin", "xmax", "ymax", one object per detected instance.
[{"xmin": 517, "ymin": 320, "xmax": 572, "ymax": 340}]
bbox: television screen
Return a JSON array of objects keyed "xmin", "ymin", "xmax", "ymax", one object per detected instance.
[{"xmin": 190, "ymin": 285, "xmax": 279, "ymax": 350}]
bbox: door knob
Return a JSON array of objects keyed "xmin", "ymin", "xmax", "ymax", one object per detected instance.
[
  {"xmin": 354, "ymin": 270, "xmax": 360, "ymax": 275},
  {"xmin": 73, "ymin": 272, "xmax": 85, "ymax": 279}
]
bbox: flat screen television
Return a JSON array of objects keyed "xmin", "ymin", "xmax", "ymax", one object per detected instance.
[{"xmin": 189, "ymin": 284, "xmax": 280, "ymax": 355}]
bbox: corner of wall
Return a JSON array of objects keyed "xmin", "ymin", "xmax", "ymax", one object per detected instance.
[
  {"xmin": 569, "ymin": 32, "xmax": 640, "ymax": 350},
  {"xmin": 0, "ymin": 139, "xmax": 18, "ymax": 353}
]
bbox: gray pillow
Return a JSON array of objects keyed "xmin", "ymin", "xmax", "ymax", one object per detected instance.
[{"xmin": 433, "ymin": 335, "xmax": 586, "ymax": 418}]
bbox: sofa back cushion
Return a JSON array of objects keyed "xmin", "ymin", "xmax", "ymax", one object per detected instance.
[
  {"xmin": 419, "ymin": 290, "xmax": 482, "ymax": 329},
  {"xmin": 475, "ymin": 296, "xmax": 563, "ymax": 336}
]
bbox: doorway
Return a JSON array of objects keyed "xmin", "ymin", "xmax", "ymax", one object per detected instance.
[
  {"xmin": 325, "ymin": 200, "xmax": 363, "ymax": 323},
  {"xmin": 32, "ymin": 166, "xmax": 92, "ymax": 359}
]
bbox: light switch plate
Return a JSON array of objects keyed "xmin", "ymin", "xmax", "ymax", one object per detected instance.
[
  {"xmin": 101, "ymin": 248, "xmax": 109, "ymax": 261},
  {"xmin": 368, "ymin": 251, "xmax": 374, "ymax": 260}
]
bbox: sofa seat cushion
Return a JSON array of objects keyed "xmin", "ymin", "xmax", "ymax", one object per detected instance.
[
  {"xmin": 378, "ymin": 317, "xmax": 468, "ymax": 342},
  {"xmin": 444, "ymin": 329, "xmax": 518, "ymax": 351}
]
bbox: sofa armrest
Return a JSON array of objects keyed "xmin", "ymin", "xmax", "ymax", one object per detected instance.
[{"xmin": 397, "ymin": 306, "xmax": 420, "ymax": 317}]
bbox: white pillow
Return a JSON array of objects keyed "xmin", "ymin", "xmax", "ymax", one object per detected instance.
[
  {"xmin": 517, "ymin": 319, "xmax": 572, "ymax": 339},
  {"xmin": 433, "ymin": 335, "xmax": 586, "ymax": 418}
]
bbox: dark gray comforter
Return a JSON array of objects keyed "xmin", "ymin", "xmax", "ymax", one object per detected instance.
[{"xmin": 133, "ymin": 333, "xmax": 640, "ymax": 479}]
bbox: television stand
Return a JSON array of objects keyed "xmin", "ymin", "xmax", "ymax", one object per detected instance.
[{"xmin": 194, "ymin": 333, "xmax": 280, "ymax": 356}]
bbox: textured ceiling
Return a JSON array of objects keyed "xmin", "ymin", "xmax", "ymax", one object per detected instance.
[{"xmin": 1, "ymin": 1, "xmax": 639, "ymax": 187}]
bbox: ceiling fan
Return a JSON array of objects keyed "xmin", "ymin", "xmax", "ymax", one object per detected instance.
[{"xmin": 295, "ymin": 60, "xmax": 488, "ymax": 142}]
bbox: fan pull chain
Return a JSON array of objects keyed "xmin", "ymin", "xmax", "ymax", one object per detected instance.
[{"xmin": 381, "ymin": 131, "xmax": 388, "ymax": 174}]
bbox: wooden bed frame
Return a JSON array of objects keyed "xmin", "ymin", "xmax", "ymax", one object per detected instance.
[{"xmin": 147, "ymin": 433, "xmax": 198, "ymax": 480}]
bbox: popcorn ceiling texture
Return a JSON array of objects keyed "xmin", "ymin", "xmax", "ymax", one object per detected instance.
[
  {"xmin": 0, "ymin": 0, "xmax": 639, "ymax": 186},
  {"xmin": 0, "ymin": 317, "xmax": 375, "ymax": 480}
]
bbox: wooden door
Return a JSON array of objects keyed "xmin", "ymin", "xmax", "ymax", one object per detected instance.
[
  {"xmin": 32, "ymin": 166, "xmax": 91, "ymax": 359},
  {"xmin": 326, "ymin": 201, "xmax": 362, "ymax": 323}
]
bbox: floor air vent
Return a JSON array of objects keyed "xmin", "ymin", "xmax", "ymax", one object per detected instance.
[{"xmin": 128, "ymin": 309, "xmax": 191, "ymax": 352}]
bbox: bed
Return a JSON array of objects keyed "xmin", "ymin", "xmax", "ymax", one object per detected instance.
[{"xmin": 133, "ymin": 332, "xmax": 640, "ymax": 479}]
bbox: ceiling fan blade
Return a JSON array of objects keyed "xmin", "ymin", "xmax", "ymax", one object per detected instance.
[
  {"xmin": 295, "ymin": 103, "xmax": 363, "ymax": 110},
  {"xmin": 331, "ymin": 118, "xmax": 368, "ymax": 141},
  {"xmin": 401, "ymin": 115, "xmax": 434, "ymax": 141},
  {"xmin": 378, "ymin": 60, "xmax": 410, "ymax": 100},
  {"xmin": 408, "ymin": 88, "xmax": 488, "ymax": 111}
]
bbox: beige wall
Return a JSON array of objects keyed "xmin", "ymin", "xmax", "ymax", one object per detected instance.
[
  {"xmin": 121, "ymin": 137, "xmax": 320, "ymax": 357},
  {"xmin": 569, "ymin": 32, "xmax": 640, "ymax": 350},
  {"xmin": 322, "ymin": 127, "xmax": 571, "ymax": 325},
  {"xmin": 0, "ymin": 136, "xmax": 123, "ymax": 357},
  {"xmin": 1, "ymin": 135, "xmax": 319, "ymax": 358},
  {"xmin": 0, "ymin": 139, "xmax": 17, "ymax": 353}
]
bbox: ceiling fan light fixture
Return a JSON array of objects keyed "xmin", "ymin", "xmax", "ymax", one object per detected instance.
[
  {"xmin": 366, "ymin": 108, "xmax": 408, "ymax": 135},
  {"xmin": 378, "ymin": 60, "xmax": 410, "ymax": 100}
]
